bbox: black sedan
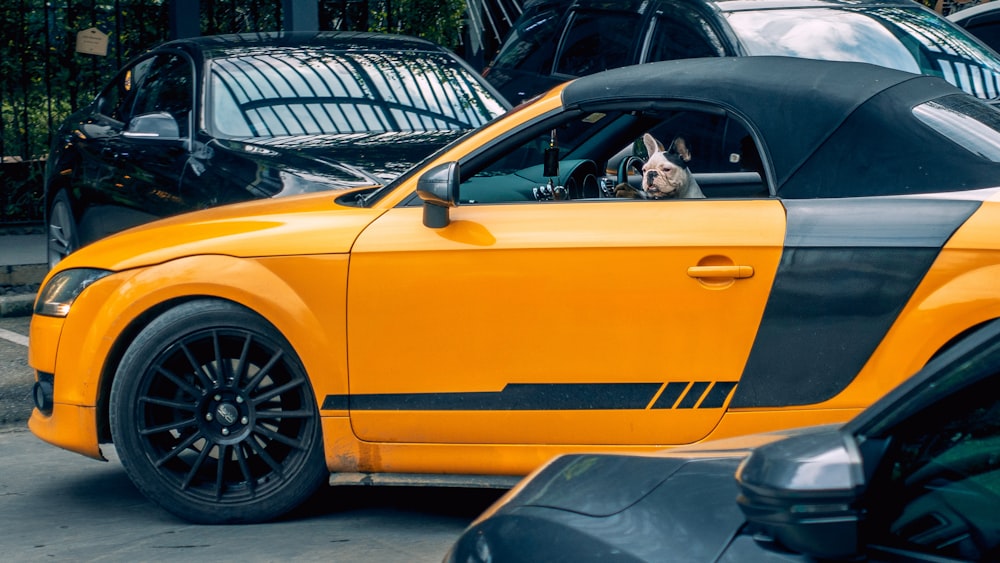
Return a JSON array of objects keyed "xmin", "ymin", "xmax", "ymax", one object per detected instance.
[
  {"xmin": 485, "ymin": 0, "xmax": 1000, "ymax": 104},
  {"xmin": 44, "ymin": 31, "xmax": 509, "ymax": 267},
  {"xmin": 949, "ymin": 2, "xmax": 1000, "ymax": 53},
  {"xmin": 446, "ymin": 318, "xmax": 1000, "ymax": 561}
]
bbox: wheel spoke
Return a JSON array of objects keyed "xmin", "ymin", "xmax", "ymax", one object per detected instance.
[
  {"xmin": 235, "ymin": 444, "xmax": 256, "ymax": 495},
  {"xmin": 152, "ymin": 429, "xmax": 205, "ymax": 467},
  {"xmin": 140, "ymin": 395, "xmax": 197, "ymax": 411},
  {"xmin": 181, "ymin": 442, "xmax": 215, "ymax": 490},
  {"xmin": 253, "ymin": 423, "xmax": 304, "ymax": 450},
  {"xmin": 211, "ymin": 330, "xmax": 226, "ymax": 384},
  {"xmin": 215, "ymin": 444, "xmax": 229, "ymax": 500},
  {"xmin": 242, "ymin": 348, "xmax": 284, "ymax": 393},
  {"xmin": 180, "ymin": 341, "xmax": 216, "ymax": 389},
  {"xmin": 246, "ymin": 435, "xmax": 285, "ymax": 476},
  {"xmin": 233, "ymin": 334, "xmax": 252, "ymax": 387},
  {"xmin": 251, "ymin": 375, "xmax": 306, "ymax": 406},
  {"xmin": 156, "ymin": 365, "xmax": 204, "ymax": 399},
  {"xmin": 49, "ymin": 224, "xmax": 68, "ymax": 249},
  {"xmin": 139, "ymin": 416, "xmax": 197, "ymax": 437}
]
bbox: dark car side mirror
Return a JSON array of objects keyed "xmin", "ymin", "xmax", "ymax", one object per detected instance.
[
  {"xmin": 123, "ymin": 112, "xmax": 181, "ymax": 140},
  {"xmin": 735, "ymin": 429, "xmax": 865, "ymax": 559},
  {"xmin": 416, "ymin": 161, "xmax": 459, "ymax": 228}
]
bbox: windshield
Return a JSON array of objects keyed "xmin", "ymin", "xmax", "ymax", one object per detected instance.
[
  {"xmin": 726, "ymin": 6, "xmax": 1000, "ymax": 100},
  {"xmin": 207, "ymin": 48, "xmax": 507, "ymax": 138}
]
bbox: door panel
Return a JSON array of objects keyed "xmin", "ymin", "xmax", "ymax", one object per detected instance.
[{"xmin": 346, "ymin": 198, "xmax": 785, "ymax": 446}]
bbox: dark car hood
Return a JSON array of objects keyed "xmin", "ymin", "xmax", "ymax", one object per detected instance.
[
  {"xmin": 452, "ymin": 456, "xmax": 746, "ymax": 562},
  {"xmin": 511, "ymin": 425, "xmax": 833, "ymax": 517},
  {"xmin": 447, "ymin": 426, "xmax": 836, "ymax": 562},
  {"xmin": 205, "ymin": 130, "xmax": 467, "ymax": 196}
]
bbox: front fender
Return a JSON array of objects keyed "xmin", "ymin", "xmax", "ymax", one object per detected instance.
[{"xmin": 29, "ymin": 253, "xmax": 349, "ymax": 458}]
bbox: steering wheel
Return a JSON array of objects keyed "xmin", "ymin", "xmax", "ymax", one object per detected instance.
[{"xmin": 618, "ymin": 155, "xmax": 644, "ymax": 188}]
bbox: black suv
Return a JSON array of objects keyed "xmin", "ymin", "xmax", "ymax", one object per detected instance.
[{"xmin": 484, "ymin": 0, "xmax": 1000, "ymax": 104}]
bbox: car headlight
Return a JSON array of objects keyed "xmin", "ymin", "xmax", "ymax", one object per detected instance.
[{"xmin": 34, "ymin": 268, "xmax": 112, "ymax": 318}]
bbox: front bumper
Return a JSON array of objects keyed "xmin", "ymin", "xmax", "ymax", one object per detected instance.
[{"xmin": 28, "ymin": 402, "xmax": 105, "ymax": 460}]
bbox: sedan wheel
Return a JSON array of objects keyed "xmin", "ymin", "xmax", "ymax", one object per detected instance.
[
  {"xmin": 47, "ymin": 190, "xmax": 79, "ymax": 268},
  {"xmin": 110, "ymin": 299, "xmax": 326, "ymax": 524}
]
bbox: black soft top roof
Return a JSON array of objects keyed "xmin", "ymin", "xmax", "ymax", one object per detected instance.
[{"xmin": 563, "ymin": 57, "xmax": 979, "ymax": 195}]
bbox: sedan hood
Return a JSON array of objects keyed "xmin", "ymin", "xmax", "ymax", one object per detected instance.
[
  {"xmin": 207, "ymin": 130, "xmax": 468, "ymax": 196},
  {"xmin": 56, "ymin": 190, "xmax": 385, "ymax": 273},
  {"xmin": 512, "ymin": 425, "xmax": 829, "ymax": 517},
  {"xmin": 448, "ymin": 425, "xmax": 838, "ymax": 562},
  {"xmin": 453, "ymin": 456, "xmax": 746, "ymax": 562}
]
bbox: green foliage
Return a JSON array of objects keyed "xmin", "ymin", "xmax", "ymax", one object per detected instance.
[
  {"xmin": 0, "ymin": 1, "xmax": 170, "ymax": 161},
  {"xmin": 368, "ymin": 0, "xmax": 468, "ymax": 50},
  {"xmin": 0, "ymin": 160, "xmax": 44, "ymax": 223}
]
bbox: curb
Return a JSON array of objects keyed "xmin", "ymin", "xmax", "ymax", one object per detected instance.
[
  {"xmin": 1, "ymin": 264, "xmax": 46, "ymax": 287},
  {"xmin": 0, "ymin": 263, "xmax": 45, "ymax": 318},
  {"xmin": 0, "ymin": 293, "xmax": 35, "ymax": 318}
]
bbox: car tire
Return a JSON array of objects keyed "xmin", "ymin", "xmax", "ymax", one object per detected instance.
[
  {"xmin": 47, "ymin": 189, "xmax": 79, "ymax": 269},
  {"xmin": 109, "ymin": 299, "xmax": 327, "ymax": 524}
]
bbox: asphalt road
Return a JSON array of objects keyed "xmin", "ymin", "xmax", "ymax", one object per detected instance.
[
  {"xmin": 0, "ymin": 315, "xmax": 32, "ymax": 428},
  {"xmin": 0, "ymin": 317, "xmax": 502, "ymax": 562}
]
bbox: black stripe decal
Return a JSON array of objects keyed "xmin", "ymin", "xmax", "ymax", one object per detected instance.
[
  {"xmin": 677, "ymin": 382, "xmax": 710, "ymax": 409},
  {"xmin": 322, "ymin": 381, "xmax": 738, "ymax": 411},
  {"xmin": 340, "ymin": 383, "xmax": 660, "ymax": 411},
  {"xmin": 700, "ymin": 381, "xmax": 739, "ymax": 409},
  {"xmin": 651, "ymin": 381, "xmax": 688, "ymax": 409},
  {"xmin": 731, "ymin": 198, "xmax": 979, "ymax": 408}
]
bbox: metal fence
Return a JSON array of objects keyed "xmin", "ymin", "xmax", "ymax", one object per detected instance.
[{"xmin": 0, "ymin": 0, "xmax": 288, "ymax": 223}]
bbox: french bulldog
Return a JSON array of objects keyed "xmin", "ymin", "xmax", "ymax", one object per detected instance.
[{"xmin": 641, "ymin": 133, "xmax": 704, "ymax": 199}]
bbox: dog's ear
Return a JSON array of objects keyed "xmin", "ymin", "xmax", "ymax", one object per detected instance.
[
  {"xmin": 642, "ymin": 133, "xmax": 665, "ymax": 158},
  {"xmin": 668, "ymin": 137, "xmax": 692, "ymax": 162}
]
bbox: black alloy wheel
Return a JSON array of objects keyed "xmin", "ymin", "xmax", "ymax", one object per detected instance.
[
  {"xmin": 47, "ymin": 189, "xmax": 79, "ymax": 268},
  {"xmin": 110, "ymin": 299, "xmax": 326, "ymax": 524}
]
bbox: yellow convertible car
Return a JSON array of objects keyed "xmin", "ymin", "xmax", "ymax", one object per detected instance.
[{"xmin": 28, "ymin": 56, "xmax": 1000, "ymax": 523}]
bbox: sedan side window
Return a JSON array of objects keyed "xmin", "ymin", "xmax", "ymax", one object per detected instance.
[
  {"xmin": 866, "ymin": 373, "xmax": 1000, "ymax": 560},
  {"xmin": 646, "ymin": 9, "xmax": 726, "ymax": 62},
  {"xmin": 130, "ymin": 53, "xmax": 193, "ymax": 137},
  {"xmin": 489, "ymin": 7, "xmax": 563, "ymax": 75},
  {"xmin": 555, "ymin": 11, "xmax": 641, "ymax": 77},
  {"xmin": 96, "ymin": 57, "xmax": 155, "ymax": 124}
]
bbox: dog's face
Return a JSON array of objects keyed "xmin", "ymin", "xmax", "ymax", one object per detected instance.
[{"xmin": 641, "ymin": 134, "xmax": 692, "ymax": 199}]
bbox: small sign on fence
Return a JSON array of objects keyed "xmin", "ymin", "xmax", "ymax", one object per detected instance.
[{"xmin": 75, "ymin": 27, "xmax": 109, "ymax": 56}]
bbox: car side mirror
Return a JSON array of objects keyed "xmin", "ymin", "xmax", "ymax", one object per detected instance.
[
  {"xmin": 123, "ymin": 112, "xmax": 181, "ymax": 140},
  {"xmin": 416, "ymin": 161, "xmax": 460, "ymax": 228},
  {"xmin": 735, "ymin": 429, "xmax": 865, "ymax": 559}
]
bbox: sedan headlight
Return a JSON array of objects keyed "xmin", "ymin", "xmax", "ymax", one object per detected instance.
[{"xmin": 34, "ymin": 268, "xmax": 112, "ymax": 318}]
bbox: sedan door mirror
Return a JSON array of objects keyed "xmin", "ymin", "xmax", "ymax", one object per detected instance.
[
  {"xmin": 123, "ymin": 112, "xmax": 182, "ymax": 140},
  {"xmin": 416, "ymin": 161, "xmax": 460, "ymax": 228},
  {"xmin": 735, "ymin": 429, "xmax": 865, "ymax": 559}
]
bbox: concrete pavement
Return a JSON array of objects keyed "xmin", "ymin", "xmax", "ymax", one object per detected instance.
[
  {"xmin": 0, "ymin": 427, "xmax": 497, "ymax": 561},
  {"xmin": 0, "ymin": 225, "xmax": 46, "ymax": 317}
]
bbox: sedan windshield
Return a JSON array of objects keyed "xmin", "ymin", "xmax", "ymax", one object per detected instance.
[
  {"xmin": 726, "ymin": 6, "xmax": 1000, "ymax": 100},
  {"xmin": 208, "ymin": 49, "xmax": 507, "ymax": 138}
]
